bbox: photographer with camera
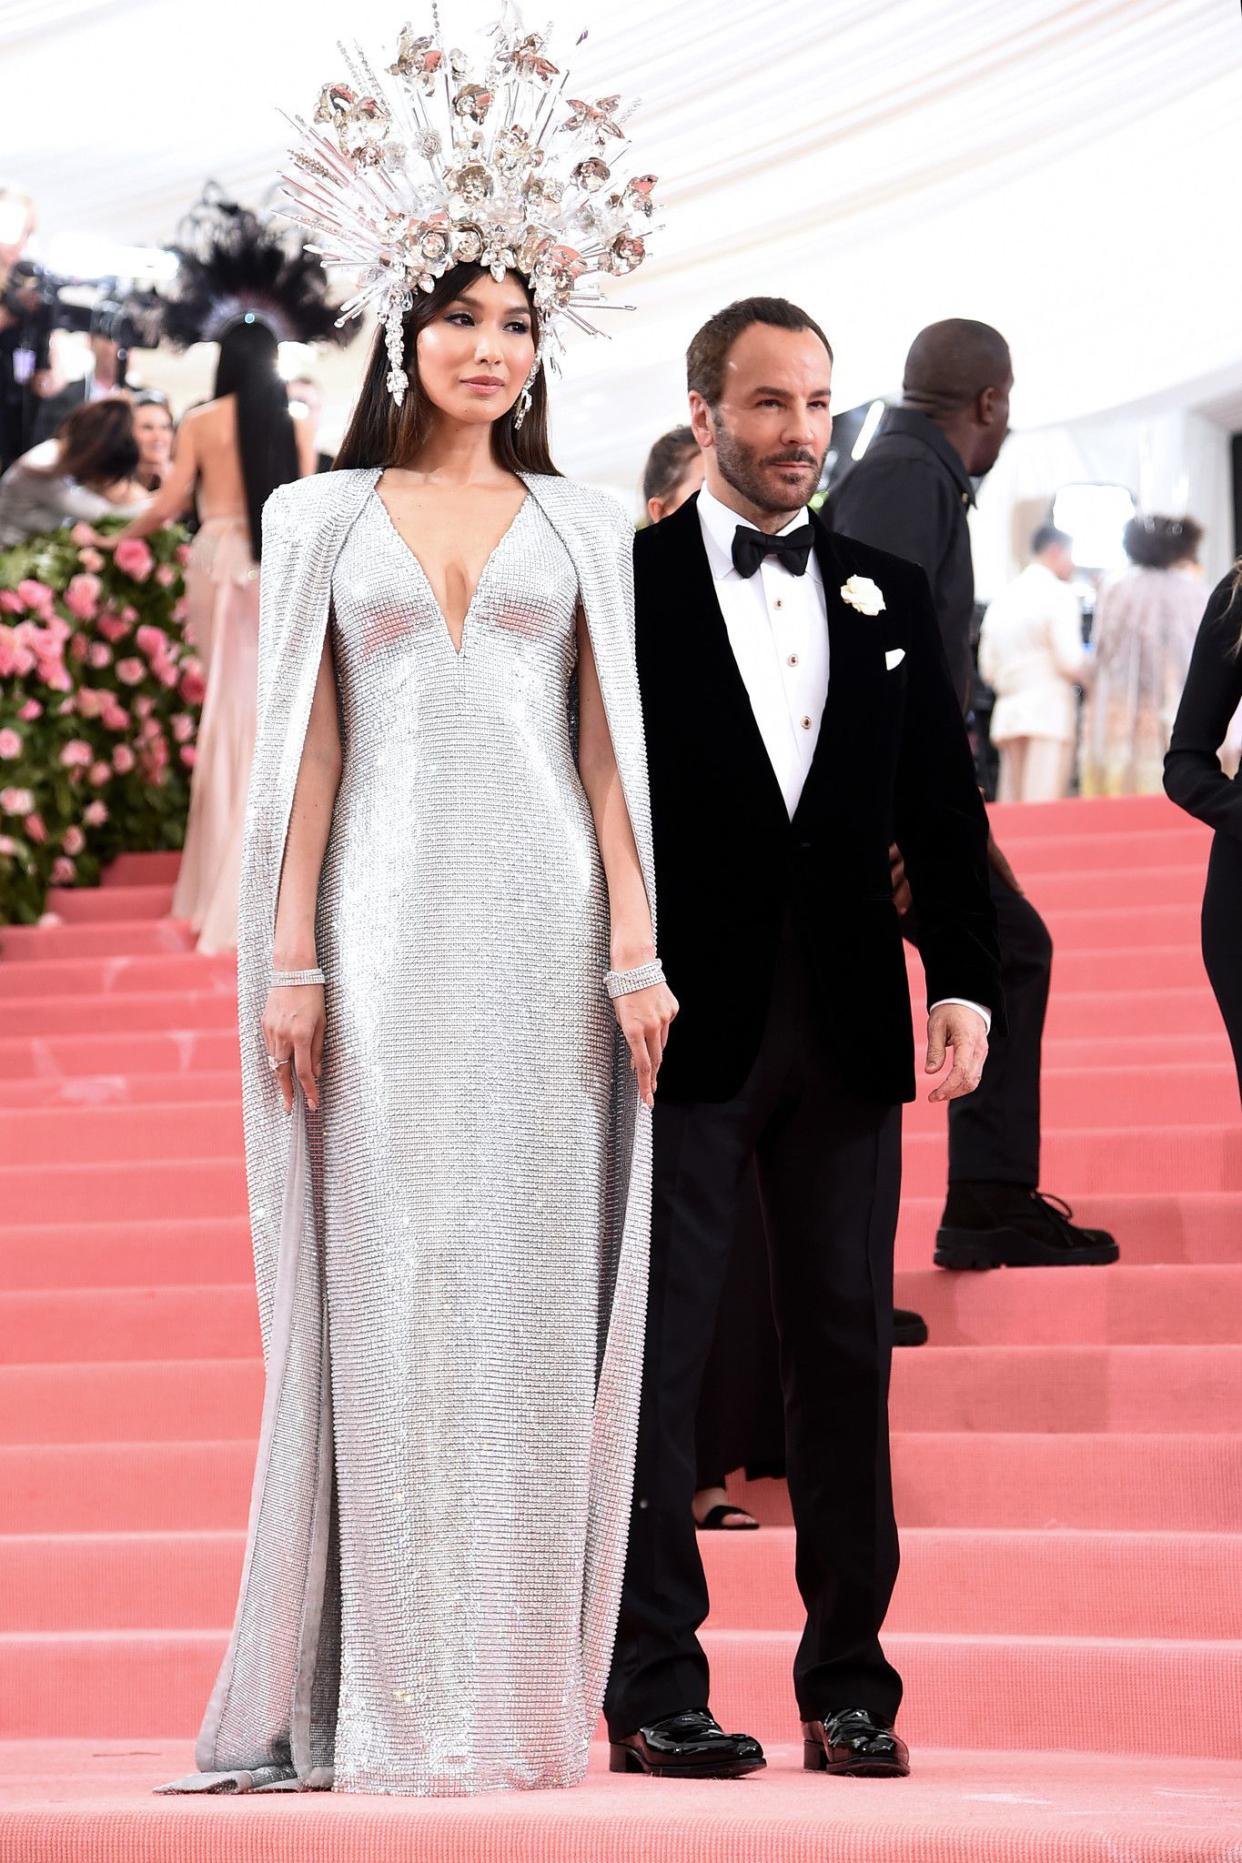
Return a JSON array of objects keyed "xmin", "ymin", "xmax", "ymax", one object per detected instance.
[{"xmin": 0, "ymin": 394, "xmax": 150, "ymax": 546}]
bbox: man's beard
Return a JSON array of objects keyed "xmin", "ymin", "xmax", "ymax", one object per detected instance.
[{"xmin": 712, "ymin": 416, "xmax": 825, "ymax": 515}]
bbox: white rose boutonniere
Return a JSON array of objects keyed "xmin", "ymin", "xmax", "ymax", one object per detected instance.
[{"xmin": 840, "ymin": 575, "xmax": 886, "ymax": 616}]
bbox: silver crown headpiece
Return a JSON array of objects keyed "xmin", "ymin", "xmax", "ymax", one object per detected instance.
[{"xmin": 278, "ymin": 6, "xmax": 659, "ymax": 422}]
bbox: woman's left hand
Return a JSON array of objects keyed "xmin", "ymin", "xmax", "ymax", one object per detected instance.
[{"xmin": 614, "ymin": 980, "xmax": 678, "ymax": 1110}]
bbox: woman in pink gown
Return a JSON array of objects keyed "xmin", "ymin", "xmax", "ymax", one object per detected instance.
[{"xmin": 114, "ymin": 319, "xmax": 314, "ymax": 950}]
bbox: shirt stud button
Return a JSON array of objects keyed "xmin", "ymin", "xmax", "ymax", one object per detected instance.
[
  {"xmin": 788, "ymin": 653, "xmax": 799, "ymax": 666},
  {"xmin": 800, "ymin": 714, "xmax": 812, "ymax": 730},
  {"xmin": 774, "ymin": 598, "xmax": 784, "ymax": 609}
]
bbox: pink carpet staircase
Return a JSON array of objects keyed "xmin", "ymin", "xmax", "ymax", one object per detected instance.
[{"xmin": 1, "ymin": 793, "xmax": 1241, "ymax": 1860}]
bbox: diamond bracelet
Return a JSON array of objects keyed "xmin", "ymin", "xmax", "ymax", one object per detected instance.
[
  {"xmin": 272, "ymin": 967, "xmax": 326, "ymax": 988},
  {"xmin": 604, "ymin": 960, "xmax": 665, "ymax": 999}
]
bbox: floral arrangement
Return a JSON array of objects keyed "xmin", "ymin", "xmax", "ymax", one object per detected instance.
[{"xmin": 0, "ymin": 519, "xmax": 202, "ymax": 924}]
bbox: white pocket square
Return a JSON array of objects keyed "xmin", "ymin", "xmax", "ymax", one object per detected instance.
[{"xmin": 885, "ymin": 648, "xmax": 906, "ymax": 671}]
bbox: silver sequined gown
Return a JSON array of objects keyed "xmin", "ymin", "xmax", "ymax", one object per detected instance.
[{"xmin": 313, "ymin": 491, "xmax": 613, "ymax": 1794}]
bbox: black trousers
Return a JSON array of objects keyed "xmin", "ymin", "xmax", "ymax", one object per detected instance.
[
  {"xmin": 1202, "ymin": 831, "xmax": 1242, "ymax": 1104},
  {"xmin": 942, "ymin": 865, "xmax": 1052, "ymax": 1187},
  {"xmin": 605, "ymin": 921, "xmax": 904, "ymax": 1735}
]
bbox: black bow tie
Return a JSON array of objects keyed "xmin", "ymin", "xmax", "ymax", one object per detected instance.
[{"xmin": 731, "ymin": 522, "xmax": 814, "ymax": 580}]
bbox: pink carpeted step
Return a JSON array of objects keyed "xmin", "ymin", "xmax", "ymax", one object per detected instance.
[
  {"xmin": 43, "ymin": 883, "xmax": 173, "ymax": 923},
  {"xmin": 8, "ymin": 1431, "xmax": 1238, "ymax": 1537},
  {"xmin": 4, "ymin": 1624, "xmax": 1240, "ymax": 1755},
  {"xmin": 1024, "ymin": 864, "xmax": 1203, "ymax": 911},
  {"xmin": 1039, "ymin": 902, "xmax": 1200, "ymax": 949},
  {"xmin": 6, "ymin": 1346, "xmax": 1241, "ymax": 1446},
  {"xmin": 0, "ymin": 992, "xmax": 237, "ymax": 1037},
  {"xmin": 993, "ymin": 828, "xmax": 1200, "ymax": 874},
  {"xmin": 901, "ymin": 1124, "xmax": 1241, "ymax": 1196},
  {"xmin": 0, "ymin": 1159, "xmax": 246, "ymax": 1225},
  {"xmin": 101, "ymin": 853, "xmax": 182, "ymax": 888},
  {"xmin": 703, "ymin": 1528, "xmax": 1242, "ymax": 1640},
  {"xmin": 0, "ymin": 1360, "xmax": 262, "ymax": 1444},
  {"xmin": 5, "ymin": 1741, "xmax": 1242, "ymax": 1863},
  {"xmin": 0, "ymin": 1219, "xmax": 252, "ymax": 1293},
  {"xmin": 903, "ymin": 943, "xmax": 1210, "ymax": 995},
  {"xmin": 988, "ymin": 794, "xmax": 1194, "ymax": 835},
  {"xmin": 889, "ymin": 1344, "xmax": 1242, "ymax": 1433},
  {"xmin": 6, "ymin": 1265, "xmax": 1239, "ymax": 1365},
  {"xmin": 0, "ymin": 1287, "xmax": 260, "ymax": 1365},
  {"xmin": 0, "ymin": 1029, "xmax": 239, "ymax": 1083},
  {"xmin": 0, "ymin": 1102, "xmax": 244, "ymax": 1169},
  {"xmin": 1037, "ymin": 988, "xmax": 1221, "ymax": 1039},
  {"xmin": 0, "ymin": 1071, "xmax": 241, "ymax": 1111},
  {"xmin": 894, "ymin": 1189, "xmax": 1242, "ymax": 1268},
  {"xmin": 892, "ymin": 1264, "xmax": 1242, "ymax": 1345},
  {"xmin": 2, "ymin": 1441, "xmax": 259, "ymax": 1534},
  {"xmin": 5, "ymin": 1526, "xmax": 1238, "ymax": 1641},
  {"xmin": 0, "ymin": 920, "xmax": 195, "ymax": 962},
  {"xmin": 0, "ymin": 952, "xmax": 234, "ymax": 999},
  {"xmin": 905, "ymin": 1062, "xmax": 1238, "ymax": 1131}
]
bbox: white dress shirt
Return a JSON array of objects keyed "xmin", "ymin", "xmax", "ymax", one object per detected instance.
[
  {"xmin": 696, "ymin": 483, "xmax": 990, "ymax": 1036},
  {"xmin": 696, "ymin": 481, "xmax": 829, "ymax": 819}
]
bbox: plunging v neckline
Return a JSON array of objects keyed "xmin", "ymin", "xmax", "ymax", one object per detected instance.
[{"xmin": 372, "ymin": 485, "xmax": 531, "ymax": 658}]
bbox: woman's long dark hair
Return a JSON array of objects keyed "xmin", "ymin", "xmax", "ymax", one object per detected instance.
[
  {"xmin": 32, "ymin": 397, "xmax": 139, "ymax": 488},
  {"xmin": 213, "ymin": 317, "xmax": 299, "ymax": 559},
  {"xmin": 333, "ymin": 264, "xmax": 558, "ymax": 478}
]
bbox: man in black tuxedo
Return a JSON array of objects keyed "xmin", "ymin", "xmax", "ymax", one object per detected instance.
[
  {"xmin": 829, "ymin": 321, "xmax": 1118, "ymax": 1276},
  {"xmin": 605, "ymin": 299, "xmax": 1002, "ymax": 1781}
]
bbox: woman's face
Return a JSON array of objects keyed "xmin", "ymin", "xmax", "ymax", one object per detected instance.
[
  {"xmin": 133, "ymin": 402, "xmax": 173, "ymax": 470},
  {"xmin": 415, "ymin": 272, "xmax": 536, "ymax": 429}
]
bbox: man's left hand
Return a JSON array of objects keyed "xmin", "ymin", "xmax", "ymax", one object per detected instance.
[{"xmin": 924, "ymin": 1003, "xmax": 989, "ymax": 1103}]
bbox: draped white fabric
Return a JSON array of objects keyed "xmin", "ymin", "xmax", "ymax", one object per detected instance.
[{"xmin": 4, "ymin": 0, "xmax": 1239, "ymax": 500}]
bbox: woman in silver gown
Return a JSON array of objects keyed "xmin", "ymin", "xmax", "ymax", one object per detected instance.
[{"xmin": 164, "ymin": 264, "xmax": 674, "ymax": 1797}]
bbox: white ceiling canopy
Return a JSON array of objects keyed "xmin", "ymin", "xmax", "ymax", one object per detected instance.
[{"xmin": 3, "ymin": 0, "xmax": 1240, "ymax": 487}]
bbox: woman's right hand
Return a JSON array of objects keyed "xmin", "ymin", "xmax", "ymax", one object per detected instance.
[{"xmin": 262, "ymin": 983, "xmax": 326, "ymax": 1113}]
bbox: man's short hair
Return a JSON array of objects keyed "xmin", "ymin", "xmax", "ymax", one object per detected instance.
[
  {"xmin": 1031, "ymin": 523, "xmax": 1071, "ymax": 556},
  {"xmin": 687, "ymin": 297, "xmax": 833, "ymax": 409}
]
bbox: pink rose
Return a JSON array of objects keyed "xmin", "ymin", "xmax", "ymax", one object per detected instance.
[
  {"xmin": 113, "ymin": 539, "xmax": 153, "ymax": 582},
  {"xmin": 155, "ymin": 659, "xmax": 178, "ymax": 689},
  {"xmin": 15, "ymin": 579, "xmax": 54, "ymax": 612},
  {"xmin": 175, "ymin": 543, "xmax": 192, "ymax": 566},
  {"xmin": 78, "ymin": 547, "xmax": 105, "ymax": 574},
  {"xmin": 96, "ymin": 612, "xmax": 130, "ymax": 643},
  {"xmin": 115, "ymin": 657, "xmax": 146, "ymax": 686},
  {"xmin": 59, "ymin": 740, "xmax": 93, "ymax": 769},
  {"xmin": 62, "ymin": 825, "xmax": 85, "ymax": 855},
  {"xmin": 179, "ymin": 664, "xmax": 206, "ymax": 706},
  {"xmin": 112, "ymin": 745, "xmax": 136, "ymax": 774},
  {"xmin": 0, "ymin": 729, "xmax": 21, "ymax": 759},
  {"xmin": 45, "ymin": 667, "xmax": 73, "ymax": 692},
  {"xmin": 180, "ymin": 743, "xmax": 197, "ymax": 769},
  {"xmin": 136, "ymin": 625, "xmax": 169, "ymax": 658},
  {"xmin": 172, "ymin": 713, "xmax": 195, "ymax": 743},
  {"xmin": 89, "ymin": 760, "xmax": 111, "ymax": 786},
  {"xmin": 83, "ymin": 799, "xmax": 108, "ymax": 825},
  {"xmin": 74, "ymin": 688, "xmax": 107, "ymax": 720},
  {"xmin": 64, "ymin": 573, "xmax": 102, "ymax": 620},
  {"xmin": 101, "ymin": 705, "xmax": 128, "ymax": 732},
  {"xmin": 68, "ymin": 522, "xmax": 95, "ymax": 545},
  {"xmin": 87, "ymin": 641, "xmax": 112, "ymax": 668},
  {"xmin": 19, "ymin": 699, "xmax": 41, "ymax": 722},
  {"xmin": 155, "ymin": 564, "xmax": 177, "ymax": 588},
  {"xmin": 0, "ymin": 834, "xmax": 15, "ymax": 855},
  {"xmin": 24, "ymin": 811, "xmax": 47, "ymax": 843},
  {"xmin": 0, "ymin": 786, "xmax": 34, "ymax": 814},
  {"xmin": 133, "ymin": 695, "xmax": 154, "ymax": 719},
  {"xmin": 0, "ymin": 590, "xmax": 23, "ymax": 615},
  {"xmin": 50, "ymin": 855, "xmax": 75, "ymax": 883},
  {"xmin": 69, "ymin": 634, "xmax": 89, "ymax": 662},
  {"xmin": 121, "ymin": 605, "xmax": 138, "ymax": 624},
  {"xmin": 172, "ymin": 596, "xmax": 190, "ymax": 623},
  {"xmin": 57, "ymin": 696, "xmax": 76, "ymax": 716}
]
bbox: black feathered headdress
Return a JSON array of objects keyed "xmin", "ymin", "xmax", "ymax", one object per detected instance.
[{"xmin": 158, "ymin": 182, "xmax": 355, "ymax": 350}]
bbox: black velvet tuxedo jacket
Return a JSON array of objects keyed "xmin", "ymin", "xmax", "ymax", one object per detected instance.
[{"xmin": 635, "ymin": 494, "xmax": 1001, "ymax": 1107}]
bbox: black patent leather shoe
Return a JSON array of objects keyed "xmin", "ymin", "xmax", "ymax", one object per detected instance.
[
  {"xmin": 802, "ymin": 1707, "xmax": 909, "ymax": 1776},
  {"xmin": 935, "ymin": 1183, "xmax": 1119, "ymax": 1270},
  {"xmin": 610, "ymin": 1709, "xmax": 766, "ymax": 1778},
  {"xmin": 894, "ymin": 1307, "xmax": 929, "ymax": 1346}
]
